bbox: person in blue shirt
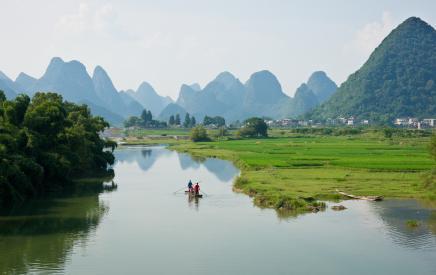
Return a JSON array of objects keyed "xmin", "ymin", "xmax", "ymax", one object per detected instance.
[{"xmin": 187, "ymin": 180, "xmax": 193, "ymax": 192}]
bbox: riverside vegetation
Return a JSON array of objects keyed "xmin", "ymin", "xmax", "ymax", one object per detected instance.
[
  {"xmin": 0, "ymin": 91, "xmax": 116, "ymax": 207},
  {"xmin": 131, "ymin": 126, "xmax": 436, "ymax": 213}
]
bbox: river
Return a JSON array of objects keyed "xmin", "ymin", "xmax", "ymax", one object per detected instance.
[{"xmin": 0, "ymin": 146, "xmax": 435, "ymax": 274}]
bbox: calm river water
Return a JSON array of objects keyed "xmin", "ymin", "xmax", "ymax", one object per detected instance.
[{"xmin": 0, "ymin": 146, "xmax": 435, "ymax": 274}]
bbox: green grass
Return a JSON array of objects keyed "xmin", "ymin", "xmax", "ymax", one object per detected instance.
[{"xmin": 170, "ymin": 135, "xmax": 436, "ymax": 212}]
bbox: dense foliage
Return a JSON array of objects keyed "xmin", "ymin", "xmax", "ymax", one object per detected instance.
[
  {"xmin": 190, "ymin": 125, "xmax": 210, "ymax": 142},
  {"xmin": 308, "ymin": 17, "xmax": 436, "ymax": 123},
  {"xmin": 239, "ymin": 117, "xmax": 268, "ymax": 137},
  {"xmin": 0, "ymin": 91, "xmax": 116, "ymax": 206},
  {"xmin": 203, "ymin": 116, "xmax": 225, "ymax": 127},
  {"xmin": 124, "ymin": 109, "xmax": 167, "ymax": 128}
]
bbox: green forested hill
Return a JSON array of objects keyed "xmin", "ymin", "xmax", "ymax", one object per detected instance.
[{"xmin": 308, "ymin": 17, "xmax": 436, "ymax": 123}]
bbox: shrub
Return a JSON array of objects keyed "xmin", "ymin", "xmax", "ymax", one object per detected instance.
[{"xmin": 190, "ymin": 125, "xmax": 210, "ymax": 142}]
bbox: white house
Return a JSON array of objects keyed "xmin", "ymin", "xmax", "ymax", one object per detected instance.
[
  {"xmin": 394, "ymin": 118, "xmax": 408, "ymax": 126},
  {"xmin": 422, "ymin": 118, "xmax": 436, "ymax": 127}
]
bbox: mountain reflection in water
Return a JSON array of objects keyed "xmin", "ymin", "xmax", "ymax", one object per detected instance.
[
  {"xmin": 0, "ymin": 146, "xmax": 434, "ymax": 275},
  {"xmin": 117, "ymin": 146, "xmax": 239, "ymax": 183}
]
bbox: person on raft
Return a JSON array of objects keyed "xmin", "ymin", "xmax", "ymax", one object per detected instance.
[
  {"xmin": 194, "ymin": 182, "xmax": 200, "ymax": 195},
  {"xmin": 187, "ymin": 180, "xmax": 193, "ymax": 192}
]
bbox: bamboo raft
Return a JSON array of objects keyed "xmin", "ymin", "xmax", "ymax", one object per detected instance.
[
  {"xmin": 185, "ymin": 191, "xmax": 203, "ymax": 198},
  {"xmin": 336, "ymin": 189, "xmax": 383, "ymax": 201}
]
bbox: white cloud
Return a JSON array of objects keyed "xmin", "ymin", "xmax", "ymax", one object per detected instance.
[
  {"xmin": 55, "ymin": 1, "xmax": 129, "ymax": 39},
  {"xmin": 352, "ymin": 12, "xmax": 396, "ymax": 54}
]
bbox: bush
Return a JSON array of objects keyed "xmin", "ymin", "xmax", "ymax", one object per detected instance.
[
  {"xmin": 383, "ymin": 128, "xmax": 394, "ymax": 138},
  {"xmin": 190, "ymin": 125, "xmax": 210, "ymax": 142}
]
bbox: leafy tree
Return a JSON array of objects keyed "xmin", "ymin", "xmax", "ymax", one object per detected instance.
[
  {"xmin": 124, "ymin": 116, "xmax": 142, "ymax": 127},
  {"xmin": 203, "ymin": 115, "xmax": 225, "ymax": 127},
  {"xmin": 183, "ymin": 113, "xmax": 191, "ymax": 128},
  {"xmin": 175, "ymin": 114, "xmax": 181, "ymax": 125},
  {"xmin": 190, "ymin": 125, "xmax": 210, "ymax": 142},
  {"xmin": 191, "ymin": 116, "xmax": 196, "ymax": 127},
  {"xmin": 0, "ymin": 91, "xmax": 115, "ymax": 206},
  {"xmin": 169, "ymin": 115, "xmax": 175, "ymax": 125},
  {"xmin": 239, "ymin": 117, "xmax": 268, "ymax": 137}
]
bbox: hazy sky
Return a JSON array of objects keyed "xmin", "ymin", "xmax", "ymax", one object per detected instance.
[{"xmin": 1, "ymin": 0, "xmax": 435, "ymax": 99}]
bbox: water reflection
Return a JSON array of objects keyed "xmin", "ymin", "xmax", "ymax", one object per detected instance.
[
  {"xmin": 120, "ymin": 146, "xmax": 240, "ymax": 183},
  {"xmin": 2, "ymin": 146, "xmax": 435, "ymax": 274},
  {"xmin": 0, "ymin": 179, "xmax": 117, "ymax": 274},
  {"xmin": 369, "ymin": 199, "xmax": 436, "ymax": 250},
  {"xmin": 178, "ymin": 153, "xmax": 201, "ymax": 170},
  {"xmin": 177, "ymin": 153, "xmax": 239, "ymax": 182},
  {"xmin": 115, "ymin": 146, "xmax": 171, "ymax": 171},
  {"xmin": 187, "ymin": 194, "xmax": 201, "ymax": 211},
  {"xmin": 203, "ymin": 158, "xmax": 240, "ymax": 182}
]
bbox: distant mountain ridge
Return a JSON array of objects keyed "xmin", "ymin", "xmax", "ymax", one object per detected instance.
[
  {"xmin": 0, "ymin": 71, "xmax": 19, "ymax": 99},
  {"xmin": 172, "ymin": 70, "xmax": 336, "ymax": 122},
  {"xmin": 0, "ymin": 57, "xmax": 171, "ymax": 125},
  {"xmin": 6, "ymin": 17, "xmax": 433, "ymax": 126},
  {"xmin": 308, "ymin": 17, "xmax": 436, "ymax": 122},
  {"xmin": 306, "ymin": 71, "xmax": 337, "ymax": 103},
  {"xmin": 0, "ymin": 58, "xmax": 337, "ymax": 125},
  {"xmin": 126, "ymin": 82, "xmax": 172, "ymax": 116},
  {"xmin": 92, "ymin": 66, "xmax": 143, "ymax": 118}
]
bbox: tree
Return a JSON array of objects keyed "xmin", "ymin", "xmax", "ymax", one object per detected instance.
[
  {"xmin": 140, "ymin": 109, "xmax": 153, "ymax": 127},
  {"xmin": 190, "ymin": 125, "xmax": 210, "ymax": 142},
  {"xmin": 203, "ymin": 115, "xmax": 225, "ymax": 127},
  {"xmin": 124, "ymin": 116, "xmax": 141, "ymax": 127},
  {"xmin": 214, "ymin": 116, "xmax": 226, "ymax": 127},
  {"xmin": 203, "ymin": 115, "xmax": 213, "ymax": 126},
  {"xmin": 169, "ymin": 115, "xmax": 175, "ymax": 125},
  {"xmin": 175, "ymin": 114, "xmax": 181, "ymax": 125},
  {"xmin": 140, "ymin": 109, "xmax": 148, "ymax": 122},
  {"xmin": 191, "ymin": 116, "xmax": 196, "ymax": 127},
  {"xmin": 183, "ymin": 113, "xmax": 191, "ymax": 128},
  {"xmin": 239, "ymin": 117, "xmax": 268, "ymax": 137}
]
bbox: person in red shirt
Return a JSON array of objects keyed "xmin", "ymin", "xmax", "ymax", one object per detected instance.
[{"xmin": 194, "ymin": 183, "xmax": 200, "ymax": 195}]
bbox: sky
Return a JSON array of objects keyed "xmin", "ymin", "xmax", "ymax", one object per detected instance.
[{"xmin": 1, "ymin": 0, "xmax": 436, "ymax": 99}]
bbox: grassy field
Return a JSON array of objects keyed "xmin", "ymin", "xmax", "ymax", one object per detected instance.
[
  {"xmin": 170, "ymin": 134, "xmax": 436, "ymax": 212},
  {"xmin": 125, "ymin": 128, "xmax": 191, "ymax": 137}
]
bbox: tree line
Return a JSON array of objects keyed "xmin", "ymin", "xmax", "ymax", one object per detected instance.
[
  {"xmin": 190, "ymin": 117, "xmax": 268, "ymax": 142},
  {"xmin": 0, "ymin": 91, "xmax": 116, "ymax": 206},
  {"xmin": 169, "ymin": 113, "xmax": 197, "ymax": 127},
  {"xmin": 124, "ymin": 109, "xmax": 167, "ymax": 128}
]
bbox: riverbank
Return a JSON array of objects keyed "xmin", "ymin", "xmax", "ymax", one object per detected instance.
[{"xmin": 167, "ymin": 135, "xmax": 435, "ymax": 212}]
